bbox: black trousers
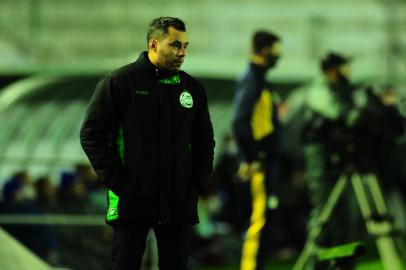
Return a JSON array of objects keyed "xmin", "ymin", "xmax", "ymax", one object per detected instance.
[{"xmin": 112, "ymin": 223, "xmax": 192, "ymax": 270}]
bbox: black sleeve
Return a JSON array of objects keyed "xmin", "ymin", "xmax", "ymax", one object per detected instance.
[
  {"xmin": 79, "ymin": 75, "xmax": 129, "ymax": 195},
  {"xmin": 191, "ymin": 84, "xmax": 215, "ymax": 193},
  {"xmin": 232, "ymin": 76, "xmax": 260, "ymax": 162}
]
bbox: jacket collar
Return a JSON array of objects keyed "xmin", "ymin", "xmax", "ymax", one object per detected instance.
[
  {"xmin": 249, "ymin": 62, "xmax": 268, "ymax": 76},
  {"xmin": 137, "ymin": 51, "xmax": 156, "ymax": 72},
  {"xmin": 137, "ymin": 51, "xmax": 181, "ymax": 84}
]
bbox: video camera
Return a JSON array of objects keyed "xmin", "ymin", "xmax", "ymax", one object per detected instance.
[{"xmin": 303, "ymin": 86, "xmax": 404, "ymax": 174}]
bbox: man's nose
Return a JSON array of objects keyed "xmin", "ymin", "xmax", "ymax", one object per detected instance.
[{"xmin": 178, "ymin": 47, "xmax": 186, "ymax": 57}]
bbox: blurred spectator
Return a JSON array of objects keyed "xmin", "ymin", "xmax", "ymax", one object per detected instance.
[
  {"xmin": 364, "ymin": 86, "xmax": 406, "ymax": 232},
  {"xmin": 210, "ymin": 133, "xmax": 241, "ymax": 232},
  {"xmin": 35, "ymin": 176, "xmax": 59, "ymax": 213},
  {"xmin": 57, "ymin": 171, "xmax": 89, "ymax": 214},
  {"xmin": 75, "ymin": 163, "xmax": 106, "ymax": 213},
  {"xmin": 76, "ymin": 163, "xmax": 100, "ymax": 192},
  {"xmin": 191, "ymin": 195, "xmax": 230, "ymax": 267},
  {"xmin": 55, "ymin": 171, "xmax": 110, "ymax": 270},
  {"xmin": 0, "ymin": 171, "xmax": 57, "ymax": 262},
  {"xmin": 33, "ymin": 176, "xmax": 60, "ymax": 264},
  {"xmin": 269, "ymin": 156, "xmax": 309, "ymax": 260},
  {"xmin": 274, "ymin": 94, "xmax": 311, "ymax": 258},
  {"xmin": 2, "ymin": 171, "xmax": 35, "ymax": 202},
  {"xmin": 366, "ymin": 86, "xmax": 405, "ymax": 189}
]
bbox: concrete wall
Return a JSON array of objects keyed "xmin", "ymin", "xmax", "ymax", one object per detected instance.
[{"xmin": 1, "ymin": 0, "xmax": 405, "ymax": 83}]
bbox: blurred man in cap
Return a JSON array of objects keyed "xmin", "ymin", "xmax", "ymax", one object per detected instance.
[{"xmin": 301, "ymin": 52, "xmax": 361, "ymax": 269}]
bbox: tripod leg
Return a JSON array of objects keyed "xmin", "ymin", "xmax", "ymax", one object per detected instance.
[
  {"xmin": 386, "ymin": 190, "xmax": 406, "ymax": 261},
  {"xmin": 292, "ymin": 174, "xmax": 348, "ymax": 270},
  {"xmin": 351, "ymin": 174, "xmax": 404, "ymax": 270},
  {"xmin": 366, "ymin": 174, "xmax": 389, "ymax": 214}
]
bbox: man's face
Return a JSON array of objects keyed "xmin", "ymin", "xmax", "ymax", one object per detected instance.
[
  {"xmin": 325, "ymin": 64, "xmax": 351, "ymax": 84},
  {"xmin": 338, "ymin": 64, "xmax": 350, "ymax": 79},
  {"xmin": 154, "ymin": 26, "xmax": 188, "ymax": 72},
  {"xmin": 334, "ymin": 63, "xmax": 351, "ymax": 85},
  {"xmin": 263, "ymin": 41, "xmax": 281, "ymax": 68}
]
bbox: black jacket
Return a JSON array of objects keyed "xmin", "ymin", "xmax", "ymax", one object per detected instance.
[
  {"xmin": 232, "ymin": 63, "xmax": 281, "ymax": 162},
  {"xmin": 80, "ymin": 52, "xmax": 215, "ymax": 225}
]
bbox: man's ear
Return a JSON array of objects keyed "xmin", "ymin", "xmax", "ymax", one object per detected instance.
[{"xmin": 149, "ymin": 39, "xmax": 158, "ymax": 52}]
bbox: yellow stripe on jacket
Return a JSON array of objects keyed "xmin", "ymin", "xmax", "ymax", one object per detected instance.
[{"xmin": 251, "ymin": 89, "xmax": 274, "ymax": 141}]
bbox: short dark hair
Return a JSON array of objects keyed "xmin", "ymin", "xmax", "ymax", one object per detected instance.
[
  {"xmin": 321, "ymin": 52, "xmax": 351, "ymax": 71},
  {"xmin": 147, "ymin": 17, "xmax": 186, "ymax": 43},
  {"xmin": 252, "ymin": 30, "xmax": 280, "ymax": 54}
]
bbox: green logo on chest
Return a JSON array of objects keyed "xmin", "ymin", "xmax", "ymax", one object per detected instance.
[{"xmin": 179, "ymin": 91, "xmax": 193, "ymax": 108}]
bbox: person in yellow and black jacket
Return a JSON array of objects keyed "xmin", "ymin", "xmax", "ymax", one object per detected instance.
[
  {"xmin": 80, "ymin": 17, "xmax": 215, "ymax": 270},
  {"xmin": 232, "ymin": 30, "xmax": 282, "ymax": 270}
]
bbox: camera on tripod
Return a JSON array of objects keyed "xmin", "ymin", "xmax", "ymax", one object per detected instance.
[
  {"xmin": 295, "ymin": 86, "xmax": 406, "ymax": 270},
  {"xmin": 303, "ymin": 85, "xmax": 403, "ymax": 175}
]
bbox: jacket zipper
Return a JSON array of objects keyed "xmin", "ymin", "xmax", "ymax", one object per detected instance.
[{"xmin": 156, "ymin": 68, "xmax": 167, "ymax": 225}]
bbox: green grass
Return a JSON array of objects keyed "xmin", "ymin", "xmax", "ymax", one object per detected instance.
[{"xmin": 195, "ymin": 258, "xmax": 401, "ymax": 270}]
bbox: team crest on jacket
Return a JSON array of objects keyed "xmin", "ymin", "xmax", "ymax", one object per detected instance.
[{"xmin": 179, "ymin": 91, "xmax": 193, "ymax": 108}]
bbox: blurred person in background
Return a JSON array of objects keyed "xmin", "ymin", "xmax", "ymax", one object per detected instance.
[
  {"xmin": 57, "ymin": 171, "xmax": 89, "ymax": 214},
  {"xmin": 356, "ymin": 86, "xmax": 406, "ymax": 233},
  {"xmin": 190, "ymin": 133, "xmax": 241, "ymax": 268},
  {"xmin": 210, "ymin": 133, "xmax": 240, "ymax": 232},
  {"xmin": 300, "ymin": 53, "xmax": 359, "ymax": 269},
  {"xmin": 35, "ymin": 176, "xmax": 60, "ymax": 213},
  {"xmin": 80, "ymin": 16, "xmax": 214, "ymax": 270},
  {"xmin": 34, "ymin": 176, "xmax": 60, "ymax": 265},
  {"xmin": 75, "ymin": 163, "xmax": 106, "ymax": 213},
  {"xmin": 301, "ymin": 52, "xmax": 405, "ymax": 269},
  {"xmin": 232, "ymin": 30, "xmax": 282, "ymax": 270},
  {"xmin": 0, "ymin": 171, "xmax": 56, "ymax": 262},
  {"xmin": 55, "ymin": 171, "xmax": 109, "ymax": 270},
  {"xmin": 364, "ymin": 86, "xmax": 405, "ymax": 188}
]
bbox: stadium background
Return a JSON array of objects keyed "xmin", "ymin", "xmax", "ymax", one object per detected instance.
[{"xmin": 0, "ymin": 0, "xmax": 405, "ymax": 269}]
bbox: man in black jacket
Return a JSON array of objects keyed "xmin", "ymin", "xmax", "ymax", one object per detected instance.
[
  {"xmin": 80, "ymin": 17, "xmax": 215, "ymax": 270},
  {"xmin": 232, "ymin": 30, "xmax": 282, "ymax": 270}
]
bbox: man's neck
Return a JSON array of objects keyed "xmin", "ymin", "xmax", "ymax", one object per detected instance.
[{"xmin": 147, "ymin": 51, "xmax": 160, "ymax": 69}]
